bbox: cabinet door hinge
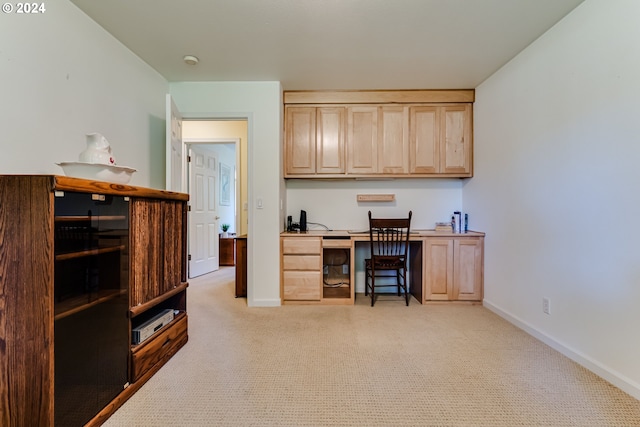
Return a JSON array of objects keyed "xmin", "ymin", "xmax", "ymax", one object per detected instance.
[{"xmin": 188, "ymin": 254, "xmax": 192, "ymax": 261}]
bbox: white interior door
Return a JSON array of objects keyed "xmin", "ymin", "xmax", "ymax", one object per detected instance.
[
  {"xmin": 188, "ymin": 145, "xmax": 220, "ymax": 278},
  {"xmin": 166, "ymin": 94, "xmax": 185, "ymax": 192}
]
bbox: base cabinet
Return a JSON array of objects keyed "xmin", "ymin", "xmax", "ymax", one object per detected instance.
[
  {"xmin": 423, "ymin": 236, "xmax": 484, "ymax": 302},
  {"xmin": 220, "ymin": 237, "xmax": 235, "ymax": 266},
  {"xmin": 281, "ymin": 237, "xmax": 322, "ymax": 301},
  {"xmin": 235, "ymin": 235, "xmax": 247, "ymax": 297},
  {"xmin": 281, "ymin": 236, "xmax": 354, "ymax": 305},
  {"xmin": 0, "ymin": 175, "xmax": 189, "ymax": 427}
]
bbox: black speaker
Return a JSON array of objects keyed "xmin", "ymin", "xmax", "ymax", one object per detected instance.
[
  {"xmin": 299, "ymin": 210, "xmax": 307, "ymax": 232},
  {"xmin": 287, "ymin": 215, "xmax": 293, "ymax": 231}
]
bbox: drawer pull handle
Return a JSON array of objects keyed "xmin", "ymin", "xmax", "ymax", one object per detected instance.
[{"xmin": 162, "ymin": 337, "xmax": 172, "ymax": 347}]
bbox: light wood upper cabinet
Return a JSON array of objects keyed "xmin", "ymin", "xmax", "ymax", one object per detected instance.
[
  {"xmin": 379, "ymin": 106, "xmax": 409, "ymax": 174},
  {"xmin": 284, "ymin": 90, "xmax": 474, "ymax": 178},
  {"xmin": 410, "ymin": 104, "xmax": 472, "ymax": 176},
  {"xmin": 285, "ymin": 107, "xmax": 316, "ymax": 175},
  {"xmin": 346, "ymin": 106, "xmax": 378, "ymax": 174},
  {"xmin": 347, "ymin": 106, "xmax": 409, "ymax": 174},
  {"xmin": 317, "ymin": 107, "xmax": 345, "ymax": 173},
  {"xmin": 409, "ymin": 106, "xmax": 439, "ymax": 174},
  {"xmin": 285, "ymin": 106, "xmax": 345, "ymax": 175},
  {"xmin": 441, "ymin": 104, "xmax": 472, "ymax": 175}
]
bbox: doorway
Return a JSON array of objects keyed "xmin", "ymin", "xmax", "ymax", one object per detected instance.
[{"xmin": 183, "ymin": 120, "xmax": 247, "ymax": 279}]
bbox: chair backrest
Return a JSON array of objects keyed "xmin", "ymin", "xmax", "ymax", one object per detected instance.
[{"xmin": 368, "ymin": 211, "xmax": 412, "ymax": 260}]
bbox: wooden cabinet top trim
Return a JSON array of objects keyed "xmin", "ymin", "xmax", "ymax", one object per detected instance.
[
  {"xmin": 284, "ymin": 89, "xmax": 475, "ymax": 105},
  {"xmin": 0, "ymin": 175, "xmax": 189, "ymax": 201},
  {"xmin": 54, "ymin": 176, "xmax": 189, "ymax": 201}
]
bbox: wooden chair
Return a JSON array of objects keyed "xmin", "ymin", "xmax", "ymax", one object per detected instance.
[{"xmin": 364, "ymin": 210, "xmax": 412, "ymax": 306}]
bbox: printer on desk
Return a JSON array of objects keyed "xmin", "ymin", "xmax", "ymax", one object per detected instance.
[{"xmin": 287, "ymin": 210, "xmax": 307, "ymax": 232}]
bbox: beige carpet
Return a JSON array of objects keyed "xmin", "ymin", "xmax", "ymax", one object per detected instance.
[{"xmin": 104, "ymin": 267, "xmax": 640, "ymax": 426}]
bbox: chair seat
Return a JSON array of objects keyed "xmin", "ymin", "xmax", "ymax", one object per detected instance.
[{"xmin": 365, "ymin": 257, "xmax": 404, "ymax": 269}]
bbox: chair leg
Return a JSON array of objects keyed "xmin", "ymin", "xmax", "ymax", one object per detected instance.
[
  {"xmin": 370, "ymin": 274, "xmax": 375, "ymax": 307},
  {"xmin": 364, "ymin": 261, "xmax": 369, "ymax": 296},
  {"xmin": 402, "ymin": 270, "xmax": 409, "ymax": 306},
  {"xmin": 365, "ymin": 274, "xmax": 369, "ymax": 296}
]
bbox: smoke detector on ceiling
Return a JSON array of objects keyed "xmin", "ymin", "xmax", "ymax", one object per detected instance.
[{"xmin": 183, "ymin": 55, "xmax": 199, "ymax": 65}]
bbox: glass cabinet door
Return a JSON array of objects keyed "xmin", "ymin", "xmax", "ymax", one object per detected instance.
[{"xmin": 53, "ymin": 192, "xmax": 129, "ymax": 426}]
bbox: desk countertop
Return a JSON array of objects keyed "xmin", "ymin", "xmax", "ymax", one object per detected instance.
[{"xmin": 281, "ymin": 229, "xmax": 485, "ymax": 238}]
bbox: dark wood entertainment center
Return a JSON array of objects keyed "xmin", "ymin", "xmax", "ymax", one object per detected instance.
[{"xmin": 0, "ymin": 175, "xmax": 189, "ymax": 426}]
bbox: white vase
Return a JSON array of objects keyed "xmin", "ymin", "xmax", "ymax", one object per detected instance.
[
  {"xmin": 221, "ymin": 232, "xmax": 228, "ymax": 238},
  {"xmin": 79, "ymin": 133, "xmax": 116, "ymax": 165}
]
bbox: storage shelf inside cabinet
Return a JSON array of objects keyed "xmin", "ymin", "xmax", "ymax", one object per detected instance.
[
  {"xmin": 55, "ymin": 215, "xmax": 127, "ymax": 222},
  {"xmin": 130, "ymin": 282, "xmax": 189, "ymax": 318},
  {"xmin": 54, "ymin": 289, "xmax": 127, "ymax": 321},
  {"xmin": 130, "ymin": 311, "xmax": 187, "ymax": 352},
  {"xmin": 55, "ymin": 244, "xmax": 125, "ymax": 261},
  {"xmin": 323, "ymin": 247, "xmax": 351, "ymax": 300}
]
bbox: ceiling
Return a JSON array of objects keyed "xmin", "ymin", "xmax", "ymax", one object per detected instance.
[{"xmin": 70, "ymin": 0, "xmax": 584, "ymax": 91}]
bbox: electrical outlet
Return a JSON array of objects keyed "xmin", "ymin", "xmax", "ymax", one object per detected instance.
[
  {"xmin": 323, "ymin": 265, "xmax": 328, "ymax": 274},
  {"xmin": 342, "ymin": 265, "xmax": 349, "ymax": 275},
  {"xmin": 543, "ymin": 297, "xmax": 551, "ymax": 315}
]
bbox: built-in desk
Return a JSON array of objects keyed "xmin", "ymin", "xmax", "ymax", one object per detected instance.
[{"xmin": 280, "ymin": 230, "xmax": 484, "ymax": 305}]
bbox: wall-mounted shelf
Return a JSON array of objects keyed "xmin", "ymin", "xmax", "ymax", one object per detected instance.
[{"xmin": 357, "ymin": 194, "xmax": 395, "ymax": 202}]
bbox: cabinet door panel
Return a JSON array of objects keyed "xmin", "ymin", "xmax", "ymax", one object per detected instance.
[
  {"xmin": 131, "ymin": 200, "xmax": 186, "ymax": 305},
  {"xmin": 441, "ymin": 105, "xmax": 471, "ymax": 174},
  {"xmin": 162, "ymin": 200, "xmax": 185, "ymax": 293},
  {"xmin": 285, "ymin": 107, "xmax": 316, "ymax": 174},
  {"xmin": 379, "ymin": 106, "xmax": 408, "ymax": 174},
  {"xmin": 347, "ymin": 106, "xmax": 378, "ymax": 174},
  {"xmin": 453, "ymin": 238, "xmax": 483, "ymax": 301},
  {"xmin": 130, "ymin": 199, "xmax": 163, "ymax": 305},
  {"xmin": 410, "ymin": 106, "xmax": 439, "ymax": 173},
  {"xmin": 53, "ymin": 192, "xmax": 129, "ymax": 427},
  {"xmin": 424, "ymin": 238, "xmax": 453, "ymax": 301},
  {"xmin": 317, "ymin": 107, "xmax": 345, "ymax": 173}
]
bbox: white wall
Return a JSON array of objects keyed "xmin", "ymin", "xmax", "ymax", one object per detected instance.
[
  {"xmin": 169, "ymin": 82, "xmax": 283, "ymax": 307},
  {"xmin": 464, "ymin": 0, "xmax": 640, "ymax": 398},
  {"xmin": 0, "ymin": 0, "xmax": 169, "ymax": 188},
  {"xmin": 287, "ymin": 178, "xmax": 465, "ymax": 293},
  {"xmin": 286, "ymin": 179, "xmax": 463, "ymax": 231}
]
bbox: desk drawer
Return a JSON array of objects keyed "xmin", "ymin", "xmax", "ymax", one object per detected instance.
[
  {"xmin": 283, "ymin": 271, "xmax": 321, "ymax": 300},
  {"xmin": 282, "ymin": 237, "xmax": 321, "ymax": 255},
  {"xmin": 283, "ymin": 255, "xmax": 321, "ymax": 270},
  {"xmin": 323, "ymin": 239, "xmax": 352, "ymax": 248},
  {"xmin": 131, "ymin": 314, "xmax": 188, "ymax": 382}
]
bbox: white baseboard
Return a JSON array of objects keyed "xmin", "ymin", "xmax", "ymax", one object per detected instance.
[
  {"xmin": 247, "ymin": 298, "xmax": 281, "ymax": 307},
  {"xmin": 483, "ymin": 299, "xmax": 640, "ymax": 401}
]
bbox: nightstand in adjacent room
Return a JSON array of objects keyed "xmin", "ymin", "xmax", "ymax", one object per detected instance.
[{"xmin": 220, "ymin": 236, "xmax": 236, "ymax": 266}]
